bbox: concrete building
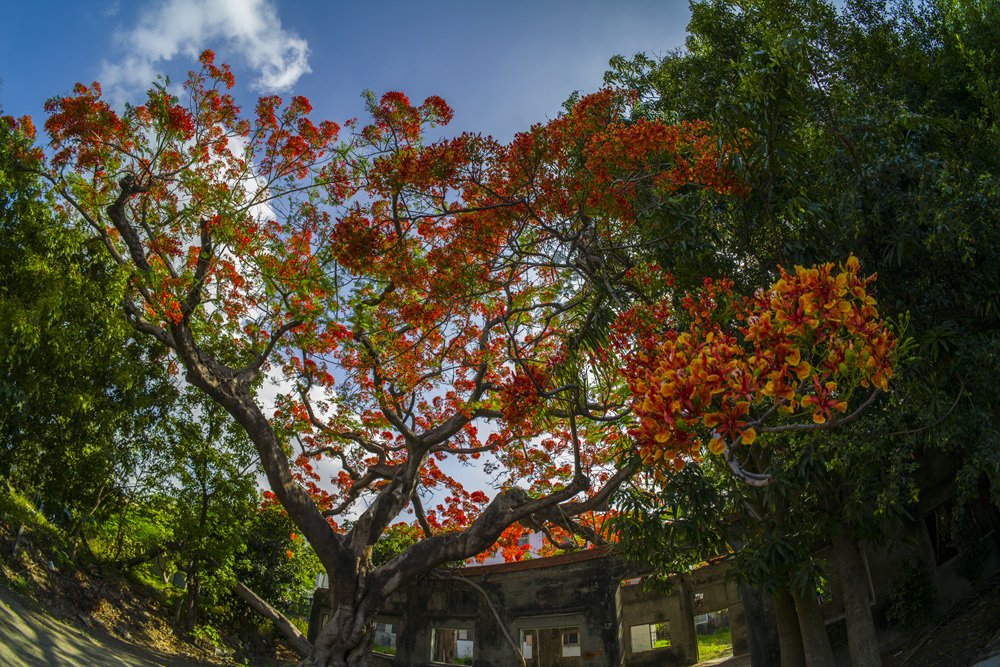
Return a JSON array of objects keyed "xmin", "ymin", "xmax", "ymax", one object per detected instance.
[
  {"xmin": 310, "ymin": 547, "xmax": 748, "ymax": 666},
  {"xmin": 307, "ymin": 456, "xmax": 1000, "ymax": 666}
]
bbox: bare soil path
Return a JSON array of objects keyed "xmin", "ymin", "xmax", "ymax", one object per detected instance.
[{"xmin": 0, "ymin": 583, "xmax": 208, "ymax": 666}]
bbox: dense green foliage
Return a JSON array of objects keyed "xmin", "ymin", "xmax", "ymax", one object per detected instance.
[
  {"xmin": 0, "ymin": 116, "xmax": 175, "ymax": 538},
  {"xmin": 0, "ymin": 118, "xmax": 321, "ymax": 646},
  {"xmin": 606, "ymin": 0, "xmax": 1000, "ymax": 624}
]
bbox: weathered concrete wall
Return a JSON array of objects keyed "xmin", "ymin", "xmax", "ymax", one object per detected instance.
[
  {"xmin": 380, "ymin": 549, "xmax": 637, "ymax": 666},
  {"xmin": 616, "ymin": 561, "xmax": 745, "ymax": 666},
  {"xmin": 306, "ymin": 456, "xmax": 1000, "ymax": 666},
  {"xmin": 310, "ymin": 549, "xmax": 749, "ymax": 667}
]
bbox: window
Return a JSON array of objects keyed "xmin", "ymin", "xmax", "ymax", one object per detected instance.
[
  {"xmin": 518, "ymin": 532, "xmax": 531, "ymax": 546},
  {"xmin": 630, "ymin": 622, "xmax": 670, "ymax": 652},
  {"xmin": 520, "ymin": 629, "xmax": 535, "ymax": 662},
  {"xmin": 519, "ymin": 626, "xmax": 582, "ymax": 665},
  {"xmin": 373, "ymin": 621, "xmax": 397, "ymax": 656},
  {"xmin": 562, "ymin": 629, "xmax": 581, "ymax": 657},
  {"xmin": 430, "ymin": 627, "xmax": 474, "ymax": 665}
]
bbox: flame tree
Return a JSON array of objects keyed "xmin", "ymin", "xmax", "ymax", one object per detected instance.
[{"xmin": 14, "ymin": 51, "xmax": 893, "ymax": 666}]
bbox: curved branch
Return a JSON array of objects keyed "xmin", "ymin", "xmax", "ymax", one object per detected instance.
[
  {"xmin": 237, "ymin": 319, "xmax": 302, "ymax": 381},
  {"xmin": 886, "ymin": 381, "xmax": 963, "ymax": 438},
  {"xmin": 105, "ymin": 174, "xmax": 152, "ymax": 273},
  {"xmin": 412, "ymin": 491, "xmax": 433, "ymax": 539},
  {"xmin": 433, "ymin": 571, "xmax": 526, "ymax": 667},
  {"xmin": 182, "ymin": 217, "xmax": 215, "ymax": 317},
  {"xmin": 124, "ymin": 300, "xmax": 175, "ymax": 348},
  {"xmin": 724, "ymin": 440, "xmax": 772, "ymax": 488},
  {"xmin": 758, "ymin": 390, "xmax": 881, "ymax": 434}
]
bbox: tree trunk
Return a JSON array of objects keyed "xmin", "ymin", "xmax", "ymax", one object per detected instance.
[
  {"xmin": 121, "ymin": 542, "xmax": 180, "ymax": 569},
  {"xmin": 792, "ymin": 586, "xmax": 835, "ymax": 667},
  {"xmin": 312, "ymin": 600, "xmax": 375, "ymax": 667},
  {"xmin": 182, "ymin": 561, "xmax": 200, "ymax": 633},
  {"xmin": 739, "ymin": 584, "xmax": 780, "ymax": 667},
  {"xmin": 11, "ymin": 524, "xmax": 26, "ymax": 557},
  {"xmin": 831, "ymin": 531, "xmax": 881, "ymax": 666},
  {"xmin": 773, "ymin": 588, "xmax": 805, "ymax": 667},
  {"xmin": 70, "ymin": 480, "xmax": 108, "ymax": 562}
]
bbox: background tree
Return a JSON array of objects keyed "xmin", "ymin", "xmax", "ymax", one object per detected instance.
[
  {"xmin": 604, "ymin": 1, "xmax": 1000, "ymax": 664},
  {"xmin": 0, "ymin": 112, "xmax": 176, "ymax": 564},
  {"xmin": 160, "ymin": 391, "xmax": 260, "ymax": 633}
]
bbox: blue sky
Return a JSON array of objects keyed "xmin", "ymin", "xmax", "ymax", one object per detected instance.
[{"xmin": 1, "ymin": 0, "xmax": 691, "ymax": 141}]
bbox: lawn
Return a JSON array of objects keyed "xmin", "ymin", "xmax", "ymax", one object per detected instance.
[{"xmin": 697, "ymin": 627, "xmax": 733, "ymax": 661}]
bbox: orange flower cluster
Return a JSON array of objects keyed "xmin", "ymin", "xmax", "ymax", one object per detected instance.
[
  {"xmin": 621, "ymin": 256, "xmax": 895, "ymax": 471},
  {"xmin": 493, "ymin": 90, "xmax": 746, "ymax": 226}
]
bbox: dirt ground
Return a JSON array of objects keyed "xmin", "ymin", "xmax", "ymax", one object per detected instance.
[
  {"xmin": 0, "ymin": 583, "xmax": 214, "ymax": 666},
  {"xmin": 884, "ymin": 569, "xmax": 1000, "ymax": 667},
  {"xmin": 0, "ymin": 510, "xmax": 297, "ymax": 666}
]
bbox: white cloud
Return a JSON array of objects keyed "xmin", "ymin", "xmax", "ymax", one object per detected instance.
[{"xmin": 101, "ymin": 0, "xmax": 310, "ymax": 97}]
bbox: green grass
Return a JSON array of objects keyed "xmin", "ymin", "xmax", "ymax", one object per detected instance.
[
  {"xmin": 1, "ymin": 571, "xmax": 33, "ymax": 596},
  {"xmin": 0, "ymin": 486, "xmax": 64, "ymax": 546},
  {"xmin": 697, "ymin": 627, "xmax": 733, "ymax": 661}
]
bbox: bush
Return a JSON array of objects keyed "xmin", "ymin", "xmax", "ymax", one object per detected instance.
[{"xmin": 886, "ymin": 558, "xmax": 935, "ymax": 629}]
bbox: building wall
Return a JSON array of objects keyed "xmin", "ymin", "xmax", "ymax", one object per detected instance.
[
  {"xmin": 307, "ymin": 458, "xmax": 1000, "ymax": 666},
  {"xmin": 617, "ymin": 561, "xmax": 746, "ymax": 666},
  {"xmin": 310, "ymin": 549, "xmax": 748, "ymax": 667},
  {"xmin": 382, "ymin": 549, "xmax": 635, "ymax": 666}
]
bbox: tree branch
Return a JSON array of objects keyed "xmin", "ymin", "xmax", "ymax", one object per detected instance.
[
  {"xmin": 433, "ymin": 571, "xmax": 526, "ymax": 667},
  {"xmin": 758, "ymin": 390, "xmax": 880, "ymax": 434},
  {"xmin": 230, "ymin": 574, "xmax": 313, "ymax": 658}
]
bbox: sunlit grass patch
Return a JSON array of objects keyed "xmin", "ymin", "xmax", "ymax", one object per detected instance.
[{"xmin": 697, "ymin": 626, "xmax": 732, "ymax": 661}]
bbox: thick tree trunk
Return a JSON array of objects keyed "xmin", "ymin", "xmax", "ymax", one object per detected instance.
[
  {"xmin": 773, "ymin": 588, "xmax": 805, "ymax": 667},
  {"xmin": 312, "ymin": 601, "xmax": 375, "ymax": 667},
  {"xmin": 831, "ymin": 531, "xmax": 881, "ymax": 666},
  {"xmin": 792, "ymin": 586, "xmax": 835, "ymax": 667},
  {"xmin": 739, "ymin": 584, "xmax": 780, "ymax": 667}
]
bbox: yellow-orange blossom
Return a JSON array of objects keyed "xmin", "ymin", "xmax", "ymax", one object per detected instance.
[{"xmin": 621, "ymin": 256, "xmax": 895, "ymax": 471}]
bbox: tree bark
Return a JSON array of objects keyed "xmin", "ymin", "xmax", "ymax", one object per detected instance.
[
  {"xmin": 231, "ymin": 576, "xmax": 314, "ymax": 659},
  {"xmin": 738, "ymin": 584, "xmax": 780, "ymax": 667},
  {"xmin": 792, "ymin": 586, "xmax": 835, "ymax": 667},
  {"xmin": 831, "ymin": 531, "xmax": 881, "ymax": 666},
  {"xmin": 773, "ymin": 589, "xmax": 805, "ymax": 667},
  {"xmin": 182, "ymin": 561, "xmax": 200, "ymax": 633},
  {"xmin": 312, "ymin": 598, "xmax": 375, "ymax": 667}
]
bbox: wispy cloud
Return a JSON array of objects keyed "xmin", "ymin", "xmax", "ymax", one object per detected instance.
[{"xmin": 101, "ymin": 0, "xmax": 310, "ymax": 98}]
